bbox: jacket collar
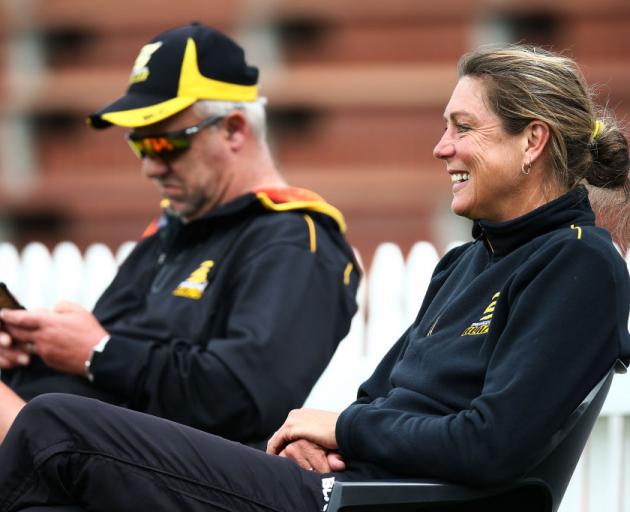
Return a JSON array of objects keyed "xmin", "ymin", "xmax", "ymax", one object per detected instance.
[
  {"xmin": 167, "ymin": 187, "xmax": 345, "ymax": 229},
  {"xmin": 472, "ymin": 186, "xmax": 595, "ymax": 257},
  {"xmin": 157, "ymin": 187, "xmax": 345, "ymax": 247}
]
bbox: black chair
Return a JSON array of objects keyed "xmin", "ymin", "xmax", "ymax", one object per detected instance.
[
  {"xmin": 18, "ymin": 509, "xmax": 85, "ymax": 511},
  {"xmin": 327, "ymin": 358, "xmax": 628, "ymax": 512}
]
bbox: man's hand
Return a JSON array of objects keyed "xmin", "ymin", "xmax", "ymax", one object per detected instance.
[
  {"xmin": 0, "ymin": 331, "xmax": 31, "ymax": 369},
  {"xmin": 267, "ymin": 408, "xmax": 340, "ymax": 456},
  {"xmin": 0, "ymin": 301, "xmax": 108, "ymax": 376}
]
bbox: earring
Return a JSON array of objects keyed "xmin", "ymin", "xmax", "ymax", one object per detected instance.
[{"xmin": 521, "ymin": 157, "xmax": 532, "ymax": 176}]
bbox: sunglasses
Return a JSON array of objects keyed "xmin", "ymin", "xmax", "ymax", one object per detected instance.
[{"xmin": 126, "ymin": 115, "xmax": 225, "ymax": 161}]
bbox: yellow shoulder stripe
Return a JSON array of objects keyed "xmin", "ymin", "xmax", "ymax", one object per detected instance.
[
  {"xmin": 303, "ymin": 214, "xmax": 317, "ymax": 253},
  {"xmin": 343, "ymin": 262, "xmax": 354, "ymax": 286},
  {"xmin": 570, "ymin": 224, "xmax": 583, "ymax": 239},
  {"xmin": 256, "ymin": 191, "xmax": 347, "ymax": 233}
]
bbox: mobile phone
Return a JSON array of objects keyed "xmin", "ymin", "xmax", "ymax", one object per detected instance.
[{"xmin": 0, "ymin": 283, "xmax": 24, "ymax": 311}]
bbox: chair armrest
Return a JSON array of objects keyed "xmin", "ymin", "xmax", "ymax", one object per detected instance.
[
  {"xmin": 326, "ymin": 478, "xmax": 552, "ymax": 511},
  {"xmin": 614, "ymin": 357, "xmax": 628, "ymax": 374}
]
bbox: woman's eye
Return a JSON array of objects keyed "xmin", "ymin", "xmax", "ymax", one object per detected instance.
[{"xmin": 456, "ymin": 124, "xmax": 470, "ymax": 133}]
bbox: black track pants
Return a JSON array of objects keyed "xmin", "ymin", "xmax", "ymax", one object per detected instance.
[{"xmin": 0, "ymin": 394, "xmax": 330, "ymax": 512}]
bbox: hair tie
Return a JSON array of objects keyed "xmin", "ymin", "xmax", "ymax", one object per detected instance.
[{"xmin": 591, "ymin": 119, "xmax": 604, "ymax": 141}]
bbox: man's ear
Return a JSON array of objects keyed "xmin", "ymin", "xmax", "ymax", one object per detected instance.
[
  {"xmin": 222, "ymin": 111, "xmax": 248, "ymax": 150},
  {"xmin": 525, "ymin": 119, "xmax": 550, "ymax": 164}
]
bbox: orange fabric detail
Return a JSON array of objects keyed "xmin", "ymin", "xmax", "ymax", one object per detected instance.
[
  {"xmin": 141, "ymin": 218, "xmax": 161, "ymax": 239},
  {"xmin": 254, "ymin": 187, "xmax": 325, "ymax": 204}
]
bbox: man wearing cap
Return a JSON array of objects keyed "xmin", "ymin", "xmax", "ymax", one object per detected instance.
[{"xmin": 0, "ymin": 23, "xmax": 359, "ymax": 445}]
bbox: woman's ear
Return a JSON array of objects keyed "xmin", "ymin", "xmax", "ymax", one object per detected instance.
[{"xmin": 525, "ymin": 120, "xmax": 550, "ymax": 164}]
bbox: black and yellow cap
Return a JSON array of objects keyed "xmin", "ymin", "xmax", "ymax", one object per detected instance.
[{"xmin": 88, "ymin": 23, "xmax": 259, "ymax": 129}]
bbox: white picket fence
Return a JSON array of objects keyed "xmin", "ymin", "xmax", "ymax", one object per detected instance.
[{"xmin": 0, "ymin": 240, "xmax": 629, "ymax": 511}]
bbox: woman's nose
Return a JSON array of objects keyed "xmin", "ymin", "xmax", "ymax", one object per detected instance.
[{"xmin": 433, "ymin": 132, "xmax": 455, "ymax": 160}]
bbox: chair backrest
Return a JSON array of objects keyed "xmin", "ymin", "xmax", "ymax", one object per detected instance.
[{"xmin": 525, "ymin": 364, "xmax": 618, "ymax": 511}]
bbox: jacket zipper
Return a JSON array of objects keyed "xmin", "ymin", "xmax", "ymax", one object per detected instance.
[
  {"xmin": 426, "ymin": 316, "xmax": 440, "ymax": 336},
  {"xmin": 426, "ymin": 229, "xmax": 494, "ymax": 337}
]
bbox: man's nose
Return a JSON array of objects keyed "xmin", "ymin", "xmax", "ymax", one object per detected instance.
[{"xmin": 141, "ymin": 157, "xmax": 169, "ymax": 178}]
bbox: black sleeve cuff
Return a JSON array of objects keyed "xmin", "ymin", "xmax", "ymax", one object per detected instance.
[{"xmin": 90, "ymin": 334, "xmax": 153, "ymax": 399}]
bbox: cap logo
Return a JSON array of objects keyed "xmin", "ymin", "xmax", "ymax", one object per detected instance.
[{"xmin": 129, "ymin": 41, "xmax": 163, "ymax": 84}]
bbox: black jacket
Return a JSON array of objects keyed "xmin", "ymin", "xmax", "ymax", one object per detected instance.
[
  {"xmin": 336, "ymin": 186, "xmax": 630, "ymax": 483},
  {"xmin": 91, "ymin": 188, "xmax": 360, "ymax": 443}
]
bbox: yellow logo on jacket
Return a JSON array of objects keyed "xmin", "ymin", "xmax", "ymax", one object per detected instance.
[
  {"xmin": 172, "ymin": 260, "xmax": 215, "ymax": 300},
  {"xmin": 461, "ymin": 291, "xmax": 500, "ymax": 336}
]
